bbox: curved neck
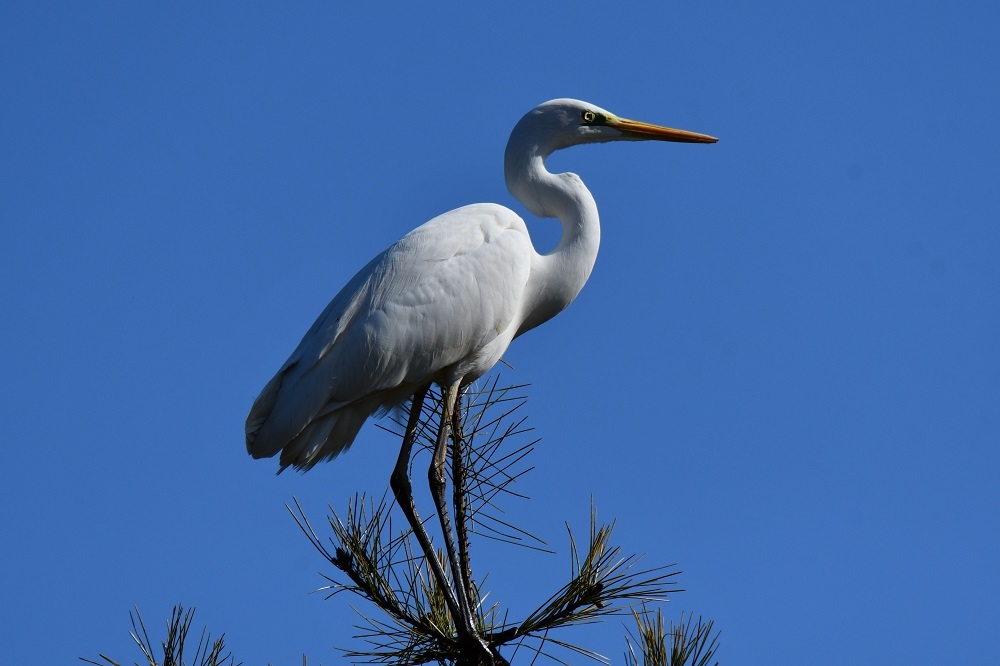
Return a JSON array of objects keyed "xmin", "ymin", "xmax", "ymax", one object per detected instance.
[{"xmin": 504, "ymin": 144, "xmax": 601, "ymax": 337}]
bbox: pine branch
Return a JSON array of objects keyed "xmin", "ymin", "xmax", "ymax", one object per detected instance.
[
  {"xmin": 487, "ymin": 506, "xmax": 682, "ymax": 655},
  {"xmin": 288, "ymin": 495, "xmax": 460, "ymax": 662},
  {"xmin": 623, "ymin": 609, "xmax": 720, "ymax": 666},
  {"xmin": 86, "ymin": 377, "xmax": 720, "ymax": 666},
  {"xmin": 292, "ymin": 376, "xmax": 712, "ymax": 665},
  {"xmin": 81, "ymin": 604, "xmax": 237, "ymax": 666}
]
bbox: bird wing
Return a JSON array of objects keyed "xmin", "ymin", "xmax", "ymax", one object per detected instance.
[{"xmin": 246, "ymin": 203, "xmax": 533, "ymax": 461}]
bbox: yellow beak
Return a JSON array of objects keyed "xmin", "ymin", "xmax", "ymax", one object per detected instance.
[{"xmin": 611, "ymin": 117, "xmax": 718, "ymax": 144}]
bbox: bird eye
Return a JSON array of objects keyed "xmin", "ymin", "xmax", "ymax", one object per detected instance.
[{"xmin": 581, "ymin": 110, "xmax": 597, "ymax": 124}]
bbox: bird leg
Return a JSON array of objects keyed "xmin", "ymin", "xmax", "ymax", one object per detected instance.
[
  {"xmin": 451, "ymin": 391, "xmax": 477, "ymax": 619},
  {"xmin": 429, "ymin": 380, "xmax": 490, "ymax": 660},
  {"xmin": 389, "ymin": 384, "xmax": 463, "ymax": 632}
]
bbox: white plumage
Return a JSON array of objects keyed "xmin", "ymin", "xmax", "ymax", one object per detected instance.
[{"xmin": 246, "ymin": 99, "xmax": 716, "ymax": 471}]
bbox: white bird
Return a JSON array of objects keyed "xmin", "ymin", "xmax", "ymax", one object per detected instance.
[
  {"xmin": 247, "ymin": 99, "xmax": 715, "ymax": 657},
  {"xmin": 246, "ymin": 98, "xmax": 715, "ymax": 472}
]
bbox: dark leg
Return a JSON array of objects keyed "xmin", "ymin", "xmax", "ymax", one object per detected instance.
[
  {"xmin": 429, "ymin": 380, "xmax": 490, "ymax": 660},
  {"xmin": 389, "ymin": 385, "xmax": 462, "ymax": 630},
  {"xmin": 451, "ymin": 390, "xmax": 477, "ymax": 618}
]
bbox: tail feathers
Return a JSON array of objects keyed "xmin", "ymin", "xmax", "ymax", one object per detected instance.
[
  {"xmin": 278, "ymin": 401, "xmax": 375, "ymax": 472},
  {"xmin": 246, "ymin": 365, "xmax": 420, "ymax": 472},
  {"xmin": 246, "ymin": 370, "xmax": 284, "ymax": 457}
]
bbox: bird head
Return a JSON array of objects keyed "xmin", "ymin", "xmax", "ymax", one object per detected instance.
[
  {"xmin": 510, "ymin": 98, "xmax": 717, "ymax": 155},
  {"xmin": 504, "ymin": 99, "xmax": 716, "ymax": 217}
]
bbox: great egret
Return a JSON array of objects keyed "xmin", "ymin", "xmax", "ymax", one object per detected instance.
[
  {"xmin": 246, "ymin": 98, "xmax": 715, "ymax": 658},
  {"xmin": 246, "ymin": 98, "xmax": 715, "ymax": 470}
]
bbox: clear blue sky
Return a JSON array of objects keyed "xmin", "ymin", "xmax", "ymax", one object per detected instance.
[{"xmin": 2, "ymin": 2, "xmax": 998, "ymax": 664}]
